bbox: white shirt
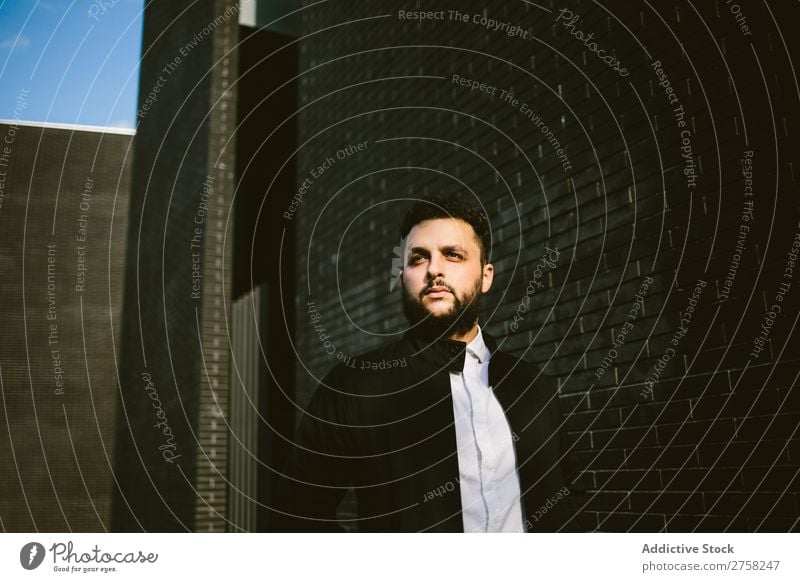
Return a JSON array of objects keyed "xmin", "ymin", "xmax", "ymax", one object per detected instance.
[{"xmin": 449, "ymin": 326, "xmax": 524, "ymax": 532}]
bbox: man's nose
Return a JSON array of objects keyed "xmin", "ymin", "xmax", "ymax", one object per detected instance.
[{"xmin": 427, "ymin": 253, "xmax": 445, "ymax": 278}]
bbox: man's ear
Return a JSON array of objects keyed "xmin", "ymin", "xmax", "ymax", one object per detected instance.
[{"xmin": 481, "ymin": 263, "xmax": 494, "ymax": 293}]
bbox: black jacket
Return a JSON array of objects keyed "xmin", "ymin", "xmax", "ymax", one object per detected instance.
[{"xmin": 272, "ymin": 329, "xmax": 585, "ymax": 532}]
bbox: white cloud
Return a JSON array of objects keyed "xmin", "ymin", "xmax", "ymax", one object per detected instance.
[
  {"xmin": 35, "ymin": 2, "xmax": 57, "ymax": 12},
  {"xmin": 0, "ymin": 34, "xmax": 31, "ymax": 51}
]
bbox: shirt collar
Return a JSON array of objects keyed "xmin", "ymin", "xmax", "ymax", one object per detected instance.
[
  {"xmin": 402, "ymin": 325, "xmax": 497, "ymax": 372},
  {"xmin": 465, "ymin": 326, "xmax": 491, "ymax": 364}
]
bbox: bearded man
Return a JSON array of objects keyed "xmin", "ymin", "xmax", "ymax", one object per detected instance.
[{"xmin": 272, "ymin": 193, "xmax": 584, "ymax": 532}]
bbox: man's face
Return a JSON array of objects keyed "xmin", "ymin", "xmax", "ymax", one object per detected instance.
[{"xmin": 400, "ymin": 218, "xmax": 494, "ymax": 338}]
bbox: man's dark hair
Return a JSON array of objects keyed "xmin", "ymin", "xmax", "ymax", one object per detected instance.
[{"xmin": 399, "ymin": 193, "xmax": 492, "ymax": 264}]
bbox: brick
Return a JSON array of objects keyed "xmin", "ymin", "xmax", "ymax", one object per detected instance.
[
  {"xmin": 665, "ymin": 514, "xmax": 750, "ymax": 533},
  {"xmin": 702, "ymin": 491, "xmax": 751, "ymax": 517},
  {"xmin": 742, "ymin": 491, "xmax": 797, "ymax": 518},
  {"xmin": 566, "ymin": 407, "xmax": 622, "ymax": 431},
  {"xmin": 580, "ymin": 511, "xmax": 601, "ymax": 532},
  {"xmin": 566, "ymin": 431, "xmax": 593, "ymax": 452},
  {"xmin": 752, "ymin": 517, "xmax": 800, "ymax": 533},
  {"xmin": 591, "ymin": 383, "xmax": 651, "ymax": 409},
  {"xmin": 787, "ymin": 439, "xmax": 800, "ymax": 465},
  {"xmin": 626, "ymin": 444, "xmax": 699, "ymax": 470},
  {"xmin": 661, "ymin": 467, "xmax": 743, "ymax": 492},
  {"xmin": 574, "ymin": 449, "xmax": 626, "ymax": 472},
  {"xmin": 592, "ymin": 426, "xmax": 658, "ymax": 449},
  {"xmin": 595, "ymin": 512, "xmax": 666, "ymax": 532},
  {"xmin": 657, "ymin": 419, "xmax": 737, "ymax": 446},
  {"xmin": 692, "ymin": 390, "xmax": 780, "ymax": 420},
  {"xmin": 626, "ymin": 400, "xmax": 692, "ymax": 426},
  {"xmin": 630, "ymin": 491, "xmax": 704, "ymax": 514},
  {"xmin": 665, "ymin": 372, "xmax": 731, "ymax": 400},
  {"xmin": 776, "ymin": 384, "xmax": 800, "ymax": 413},
  {"xmin": 698, "ymin": 441, "xmax": 791, "ymax": 468},
  {"xmin": 594, "ymin": 469, "xmax": 661, "ymax": 491},
  {"xmin": 560, "ymin": 391, "xmax": 591, "ymax": 413},
  {"xmin": 736, "ymin": 413, "xmax": 800, "ymax": 442},
  {"xmin": 741, "ymin": 466, "xmax": 800, "ymax": 492},
  {"xmin": 584, "ymin": 491, "xmax": 630, "ymax": 512}
]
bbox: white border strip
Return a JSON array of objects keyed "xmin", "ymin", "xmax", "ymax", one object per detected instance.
[{"xmin": 0, "ymin": 119, "xmax": 136, "ymax": 136}]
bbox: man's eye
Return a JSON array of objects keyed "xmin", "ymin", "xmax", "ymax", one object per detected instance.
[
  {"xmin": 447, "ymin": 252, "xmax": 464, "ymax": 260},
  {"xmin": 408, "ymin": 254, "xmax": 424, "ymax": 264}
]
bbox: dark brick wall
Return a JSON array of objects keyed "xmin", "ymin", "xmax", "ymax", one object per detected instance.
[
  {"xmin": 113, "ymin": 0, "xmax": 238, "ymax": 532},
  {"xmin": 290, "ymin": 0, "xmax": 800, "ymax": 531},
  {"xmin": 0, "ymin": 123, "xmax": 132, "ymax": 531}
]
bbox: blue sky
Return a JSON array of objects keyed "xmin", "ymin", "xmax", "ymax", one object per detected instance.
[{"xmin": 0, "ymin": 0, "xmax": 144, "ymax": 129}]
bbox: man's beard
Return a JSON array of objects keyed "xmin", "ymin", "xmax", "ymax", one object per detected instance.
[{"xmin": 401, "ymin": 276, "xmax": 483, "ymax": 339}]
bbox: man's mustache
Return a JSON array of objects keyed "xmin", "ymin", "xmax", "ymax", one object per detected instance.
[{"xmin": 421, "ymin": 280, "xmax": 456, "ymax": 297}]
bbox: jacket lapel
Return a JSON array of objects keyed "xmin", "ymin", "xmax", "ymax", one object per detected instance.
[{"xmin": 382, "ymin": 341, "xmax": 463, "ymax": 531}]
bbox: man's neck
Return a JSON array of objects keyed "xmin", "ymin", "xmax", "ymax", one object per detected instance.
[{"xmin": 447, "ymin": 323, "xmax": 479, "ymax": 344}]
